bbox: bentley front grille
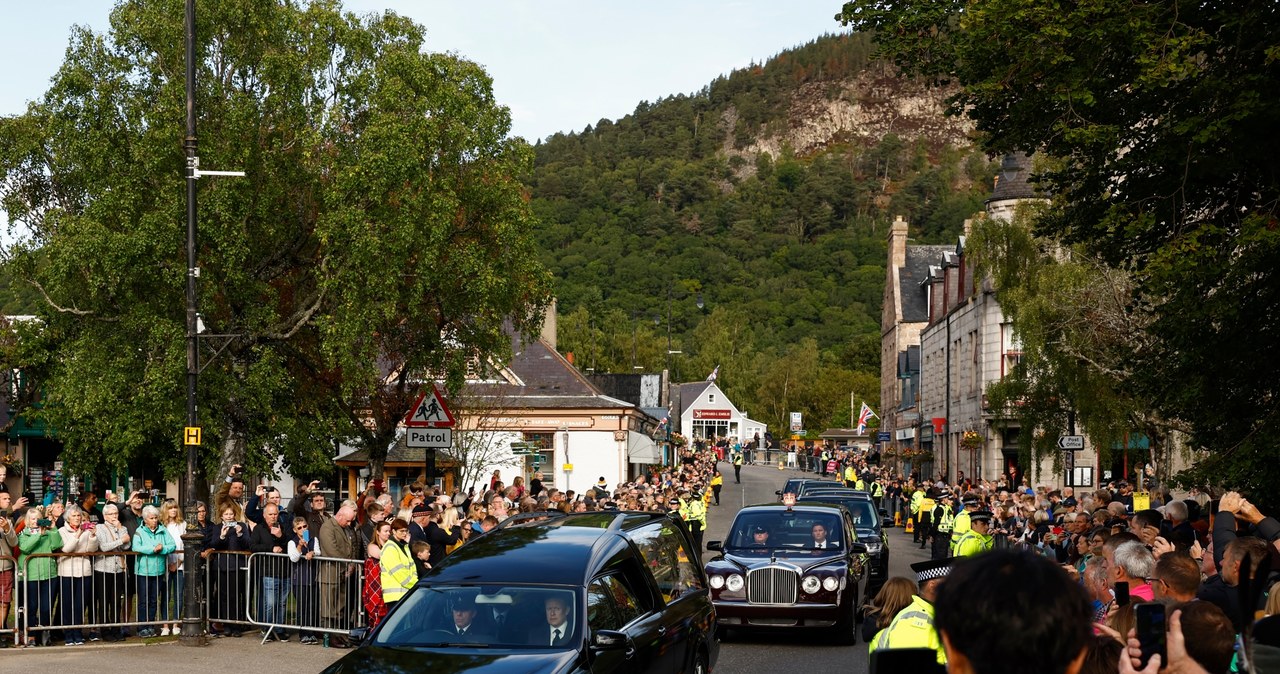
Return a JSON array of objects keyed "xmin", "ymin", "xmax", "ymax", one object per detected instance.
[{"xmin": 746, "ymin": 566, "xmax": 799, "ymax": 605}]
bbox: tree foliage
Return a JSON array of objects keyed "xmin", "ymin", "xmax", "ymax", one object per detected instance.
[
  {"xmin": 0, "ymin": 0, "xmax": 551, "ymax": 485},
  {"xmin": 839, "ymin": 0, "xmax": 1280, "ymax": 498}
]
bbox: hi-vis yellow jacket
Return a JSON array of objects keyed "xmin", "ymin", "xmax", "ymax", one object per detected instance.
[{"xmin": 380, "ymin": 540, "xmax": 417, "ymax": 604}]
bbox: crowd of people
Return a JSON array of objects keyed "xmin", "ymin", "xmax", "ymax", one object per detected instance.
[
  {"xmin": 0, "ymin": 447, "xmax": 722, "ymax": 649},
  {"xmin": 852, "ymin": 454, "xmax": 1280, "ymax": 674}
]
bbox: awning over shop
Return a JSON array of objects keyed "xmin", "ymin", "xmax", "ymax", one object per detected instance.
[{"xmin": 628, "ymin": 431, "xmax": 662, "ymax": 464}]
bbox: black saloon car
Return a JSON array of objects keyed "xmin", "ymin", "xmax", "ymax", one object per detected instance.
[
  {"xmin": 323, "ymin": 511, "xmax": 718, "ymax": 674},
  {"xmin": 796, "ymin": 494, "xmax": 889, "ymax": 595},
  {"xmin": 704, "ymin": 503, "xmax": 867, "ymax": 643}
]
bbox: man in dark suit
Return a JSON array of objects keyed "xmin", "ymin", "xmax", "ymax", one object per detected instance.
[
  {"xmin": 809, "ymin": 522, "xmax": 839, "ymax": 550},
  {"xmin": 472, "ymin": 596, "xmax": 519, "ymax": 642},
  {"xmin": 528, "ymin": 594, "xmax": 574, "ymax": 646}
]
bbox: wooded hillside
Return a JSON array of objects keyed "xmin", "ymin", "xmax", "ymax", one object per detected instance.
[{"xmin": 530, "ymin": 33, "xmax": 994, "ymax": 434}]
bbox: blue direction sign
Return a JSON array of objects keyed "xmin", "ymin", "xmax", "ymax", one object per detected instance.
[{"xmin": 877, "ymin": 431, "xmax": 891, "ymax": 442}]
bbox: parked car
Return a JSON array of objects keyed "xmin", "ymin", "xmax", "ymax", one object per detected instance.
[
  {"xmin": 796, "ymin": 494, "xmax": 889, "ymax": 595},
  {"xmin": 704, "ymin": 503, "xmax": 867, "ymax": 643},
  {"xmin": 323, "ymin": 511, "xmax": 718, "ymax": 674}
]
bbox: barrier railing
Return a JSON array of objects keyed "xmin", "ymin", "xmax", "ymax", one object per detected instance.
[
  {"xmin": 243, "ymin": 551, "xmax": 365, "ymax": 641},
  {"xmin": 19, "ymin": 549, "xmax": 187, "ymax": 645},
  {"xmin": 205, "ymin": 550, "xmax": 253, "ymax": 635},
  {"xmin": 9, "ymin": 542, "xmax": 366, "ymax": 646}
]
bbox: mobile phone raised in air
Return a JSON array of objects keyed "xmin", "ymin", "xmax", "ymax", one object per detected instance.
[
  {"xmin": 1134, "ymin": 602, "xmax": 1167, "ymax": 669},
  {"xmin": 1114, "ymin": 581, "xmax": 1130, "ymax": 607}
]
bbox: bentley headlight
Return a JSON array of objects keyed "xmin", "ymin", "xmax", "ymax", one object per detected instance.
[
  {"xmin": 822, "ymin": 576, "xmax": 839, "ymax": 592},
  {"xmin": 726, "ymin": 574, "xmax": 745, "ymax": 592},
  {"xmin": 865, "ymin": 541, "xmax": 882, "ymax": 554},
  {"xmin": 709, "ymin": 575, "xmax": 725, "ymax": 590},
  {"xmin": 802, "ymin": 575, "xmax": 822, "ymax": 594}
]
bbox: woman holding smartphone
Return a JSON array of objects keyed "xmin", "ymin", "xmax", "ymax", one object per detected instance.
[
  {"xmin": 57, "ymin": 505, "xmax": 98, "ymax": 644},
  {"xmin": 208, "ymin": 504, "xmax": 249, "ymax": 637},
  {"xmin": 287, "ymin": 518, "xmax": 318, "ymax": 644}
]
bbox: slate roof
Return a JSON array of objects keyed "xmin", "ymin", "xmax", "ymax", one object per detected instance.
[
  {"xmin": 900, "ymin": 245, "xmax": 950, "ymax": 322},
  {"xmin": 676, "ymin": 381, "xmax": 714, "ymax": 416},
  {"xmin": 463, "ymin": 336, "xmax": 621, "ymax": 408},
  {"xmin": 986, "ymin": 152, "xmax": 1038, "ymax": 204}
]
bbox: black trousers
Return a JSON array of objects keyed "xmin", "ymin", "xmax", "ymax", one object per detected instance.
[
  {"xmin": 712, "ymin": 485, "xmax": 721, "ymax": 504},
  {"xmin": 733, "ymin": 465, "xmax": 741, "ymax": 483}
]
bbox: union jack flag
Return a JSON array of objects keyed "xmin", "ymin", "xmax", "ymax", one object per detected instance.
[{"xmin": 856, "ymin": 402, "xmax": 878, "ymax": 435}]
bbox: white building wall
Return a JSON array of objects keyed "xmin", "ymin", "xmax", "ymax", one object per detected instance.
[{"xmin": 553, "ymin": 430, "xmax": 623, "ymax": 495}]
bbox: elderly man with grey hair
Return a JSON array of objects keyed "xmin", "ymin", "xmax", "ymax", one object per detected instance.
[
  {"xmin": 318, "ymin": 499, "xmax": 359, "ymax": 647},
  {"xmin": 1111, "ymin": 539, "xmax": 1157, "ymax": 603}
]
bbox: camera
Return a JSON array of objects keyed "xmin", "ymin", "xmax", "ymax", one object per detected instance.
[
  {"xmin": 37, "ymin": 518, "xmax": 52, "ymax": 528},
  {"xmin": 81, "ymin": 521, "xmax": 94, "ymax": 531}
]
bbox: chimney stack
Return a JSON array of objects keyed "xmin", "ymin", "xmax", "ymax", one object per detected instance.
[
  {"xmin": 541, "ymin": 298, "xmax": 558, "ymax": 350},
  {"xmin": 888, "ymin": 216, "xmax": 909, "ymax": 269}
]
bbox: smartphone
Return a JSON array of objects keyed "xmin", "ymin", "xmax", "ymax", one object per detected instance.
[
  {"xmin": 81, "ymin": 522, "xmax": 94, "ymax": 531},
  {"xmin": 1134, "ymin": 602, "xmax": 1167, "ymax": 669},
  {"xmin": 1114, "ymin": 581, "xmax": 1130, "ymax": 607}
]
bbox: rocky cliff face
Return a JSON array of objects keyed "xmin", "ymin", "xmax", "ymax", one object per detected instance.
[{"xmin": 726, "ymin": 65, "xmax": 974, "ymax": 161}]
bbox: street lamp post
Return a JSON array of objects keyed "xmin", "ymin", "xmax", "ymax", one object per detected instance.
[
  {"xmin": 181, "ymin": 0, "xmax": 205, "ymax": 646},
  {"xmin": 663, "ymin": 286, "xmax": 703, "ymax": 381},
  {"xmin": 182, "ymin": 0, "xmax": 243, "ymax": 646}
]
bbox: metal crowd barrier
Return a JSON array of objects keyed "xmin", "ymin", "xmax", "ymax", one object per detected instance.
[
  {"xmin": 242, "ymin": 551, "xmax": 366, "ymax": 640},
  {"xmin": 19, "ymin": 550, "xmax": 186, "ymax": 644}
]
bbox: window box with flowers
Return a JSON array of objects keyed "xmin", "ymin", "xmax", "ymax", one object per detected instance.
[{"xmin": 902, "ymin": 448, "xmax": 933, "ymax": 462}]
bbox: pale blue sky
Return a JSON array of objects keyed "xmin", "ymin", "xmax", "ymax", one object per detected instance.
[{"xmin": 1, "ymin": 1, "xmax": 847, "ymax": 143}]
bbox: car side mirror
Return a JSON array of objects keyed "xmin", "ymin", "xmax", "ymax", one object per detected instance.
[
  {"xmin": 591, "ymin": 629, "xmax": 629, "ymax": 650},
  {"xmin": 706, "ymin": 540, "xmax": 723, "ymax": 552},
  {"xmin": 349, "ymin": 627, "xmax": 370, "ymax": 643},
  {"xmin": 775, "ymin": 490, "xmax": 783, "ymax": 496},
  {"xmin": 849, "ymin": 541, "xmax": 868, "ymax": 554}
]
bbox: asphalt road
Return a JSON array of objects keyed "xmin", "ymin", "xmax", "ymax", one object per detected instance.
[
  {"xmin": 706, "ymin": 461, "xmax": 930, "ymax": 674},
  {"xmin": 0, "ymin": 462, "xmax": 924, "ymax": 673}
]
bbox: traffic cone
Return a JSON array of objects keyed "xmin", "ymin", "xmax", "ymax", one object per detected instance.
[
  {"xmin": 894, "ymin": 511, "xmax": 902, "ymax": 527},
  {"xmin": 905, "ymin": 517, "xmax": 914, "ymax": 534},
  {"xmin": 777, "ymin": 460, "xmax": 785, "ymax": 470}
]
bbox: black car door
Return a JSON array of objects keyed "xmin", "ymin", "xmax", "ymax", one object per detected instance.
[
  {"xmin": 587, "ymin": 576, "xmax": 644, "ymax": 674},
  {"xmin": 628, "ymin": 520, "xmax": 708, "ymax": 673}
]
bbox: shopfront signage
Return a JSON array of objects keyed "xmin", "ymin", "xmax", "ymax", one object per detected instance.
[{"xmin": 693, "ymin": 409, "xmax": 732, "ymax": 419}]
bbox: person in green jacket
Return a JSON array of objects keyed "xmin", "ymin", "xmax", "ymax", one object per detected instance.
[
  {"xmin": 18, "ymin": 506, "xmax": 63, "ymax": 646},
  {"xmin": 132, "ymin": 504, "xmax": 176, "ymax": 637}
]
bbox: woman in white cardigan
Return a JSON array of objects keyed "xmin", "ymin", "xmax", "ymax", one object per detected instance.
[{"xmin": 58, "ymin": 505, "xmax": 99, "ymax": 645}]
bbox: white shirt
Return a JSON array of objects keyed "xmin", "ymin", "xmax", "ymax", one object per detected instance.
[{"xmin": 548, "ymin": 623, "xmax": 571, "ymax": 645}]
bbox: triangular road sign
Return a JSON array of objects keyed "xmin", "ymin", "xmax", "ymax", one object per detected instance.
[{"xmin": 404, "ymin": 383, "xmax": 456, "ymax": 428}]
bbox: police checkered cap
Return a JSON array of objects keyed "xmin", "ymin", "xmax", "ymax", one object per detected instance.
[
  {"xmin": 910, "ymin": 557, "xmax": 955, "ymax": 583},
  {"xmin": 970, "ymin": 510, "xmax": 994, "ymax": 524}
]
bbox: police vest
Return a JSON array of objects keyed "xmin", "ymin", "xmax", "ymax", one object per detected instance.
[
  {"xmin": 680, "ymin": 498, "xmax": 706, "ymax": 525},
  {"xmin": 380, "ymin": 541, "xmax": 417, "ymax": 603},
  {"xmin": 951, "ymin": 510, "xmax": 972, "ymax": 538},
  {"xmin": 909, "ymin": 490, "xmax": 924, "ymax": 514},
  {"xmin": 854, "ymin": 479, "xmax": 866, "ymax": 491},
  {"xmin": 935, "ymin": 504, "xmax": 955, "ymax": 533},
  {"xmin": 955, "ymin": 530, "xmax": 993, "ymax": 557},
  {"xmin": 844, "ymin": 466, "xmax": 856, "ymax": 482},
  {"xmin": 868, "ymin": 595, "xmax": 947, "ymax": 665},
  {"xmin": 871, "ymin": 481, "xmax": 884, "ymax": 498},
  {"xmin": 918, "ymin": 497, "xmax": 935, "ymax": 515}
]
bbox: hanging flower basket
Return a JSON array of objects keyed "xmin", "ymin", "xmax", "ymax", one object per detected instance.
[
  {"xmin": 1, "ymin": 455, "xmax": 22, "ymax": 474},
  {"xmin": 960, "ymin": 430, "xmax": 983, "ymax": 450}
]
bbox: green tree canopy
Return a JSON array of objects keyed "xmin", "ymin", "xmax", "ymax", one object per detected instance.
[
  {"xmin": 0, "ymin": 0, "xmax": 551, "ymax": 484},
  {"xmin": 839, "ymin": 0, "xmax": 1280, "ymax": 498}
]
